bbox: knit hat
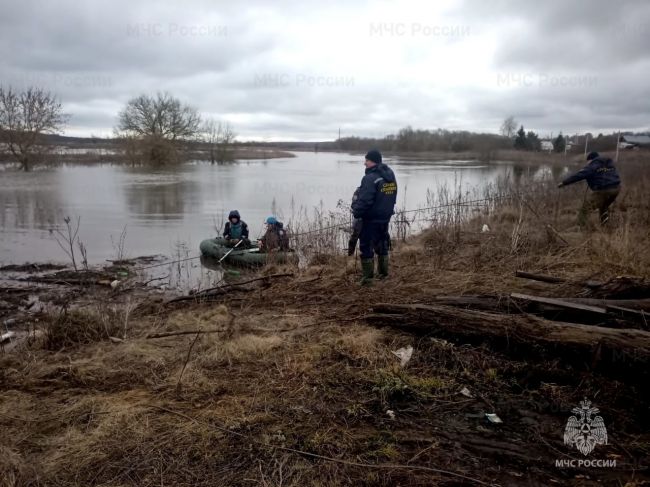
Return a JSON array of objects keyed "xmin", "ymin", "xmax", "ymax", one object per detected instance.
[
  {"xmin": 228, "ymin": 210, "xmax": 241, "ymax": 221},
  {"xmin": 586, "ymin": 151, "xmax": 600, "ymax": 161},
  {"xmin": 266, "ymin": 216, "xmax": 277, "ymax": 225},
  {"xmin": 365, "ymin": 149, "xmax": 382, "ymax": 165}
]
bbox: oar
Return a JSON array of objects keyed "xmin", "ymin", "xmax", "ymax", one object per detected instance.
[{"xmin": 218, "ymin": 239, "xmax": 244, "ymax": 263}]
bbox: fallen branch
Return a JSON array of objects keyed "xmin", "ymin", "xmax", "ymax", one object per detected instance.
[
  {"xmin": 176, "ymin": 331, "xmax": 201, "ymax": 397},
  {"xmin": 167, "ymin": 272, "xmax": 294, "ymax": 304},
  {"xmin": 146, "ymin": 328, "xmax": 227, "ymax": 339},
  {"xmin": 194, "ymin": 272, "xmax": 294, "ymax": 296}
]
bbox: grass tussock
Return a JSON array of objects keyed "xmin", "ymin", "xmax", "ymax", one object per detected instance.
[{"xmin": 44, "ymin": 308, "xmax": 122, "ymax": 350}]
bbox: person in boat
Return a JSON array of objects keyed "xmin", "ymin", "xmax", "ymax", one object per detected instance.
[
  {"xmin": 557, "ymin": 151, "xmax": 621, "ymax": 226},
  {"xmin": 258, "ymin": 216, "xmax": 290, "ymax": 252},
  {"xmin": 350, "ymin": 149, "xmax": 397, "ymax": 285},
  {"xmin": 222, "ymin": 210, "xmax": 250, "ymax": 247}
]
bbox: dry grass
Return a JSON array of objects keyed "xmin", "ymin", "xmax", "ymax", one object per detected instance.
[
  {"xmin": 43, "ymin": 307, "xmax": 122, "ymax": 350},
  {"xmin": 1, "ymin": 152, "xmax": 649, "ymax": 486}
]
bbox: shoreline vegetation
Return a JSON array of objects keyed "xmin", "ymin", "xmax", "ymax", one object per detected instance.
[
  {"xmin": 1, "ymin": 141, "xmax": 642, "ymax": 169},
  {"xmin": 0, "ymin": 144, "xmax": 296, "ymax": 167},
  {"xmin": 1, "ymin": 151, "xmax": 649, "ymax": 485}
]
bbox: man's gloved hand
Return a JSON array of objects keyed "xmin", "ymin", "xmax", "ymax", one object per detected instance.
[{"xmin": 557, "ymin": 182, "xmax": 564, "ymax": 188}]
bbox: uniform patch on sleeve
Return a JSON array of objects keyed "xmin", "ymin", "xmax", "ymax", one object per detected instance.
[{"xmin": 381, "ymin": 182, "xmax": 397, "ymax": 194}]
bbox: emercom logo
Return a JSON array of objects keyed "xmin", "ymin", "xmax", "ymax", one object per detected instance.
[
  {"xmin": 563, "ymin": 398, "xmax": 608, "ymax": 455},
  {"xmin": 555, "ymin": 398, "xmax": 616, "ymax": 469}
]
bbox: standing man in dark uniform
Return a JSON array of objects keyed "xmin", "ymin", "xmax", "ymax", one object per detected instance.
[
  {"xmin": 558, "ymin": 151, "xmax": 621, "ymax": 226},
  {"xmin": 351, "ymin": 150, "xmax": 397, "ymax": 285}
]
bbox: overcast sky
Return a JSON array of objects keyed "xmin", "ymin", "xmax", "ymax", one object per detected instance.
[{"xmin": 1, "ymin": 0, "xmax": 649, "ymax": 140}]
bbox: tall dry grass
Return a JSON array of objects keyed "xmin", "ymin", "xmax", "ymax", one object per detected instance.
[{"xmin": 281, "ymin": 151, "xmax": 649, "ymax": 276}]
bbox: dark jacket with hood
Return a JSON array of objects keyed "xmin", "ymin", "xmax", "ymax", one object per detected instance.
[
  {"xmin": 351, "ymin": 164, "xmax": 398, "ymax": 222},
  {"xmin": 260, "ymin": 221, "xmax": 290, "ymax": 251},
  {"xmin": 223, "ymin": 210, "xmax": 249, "ymax": 239},
  {"xmin": 562, "ymin": 157, "xmax": 621, "ymax": 191}
]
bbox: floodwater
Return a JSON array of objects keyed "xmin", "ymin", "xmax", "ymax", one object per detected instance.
[{"xmin": 0, "ymin": 151, "xmax": 562, "ymax": 287}]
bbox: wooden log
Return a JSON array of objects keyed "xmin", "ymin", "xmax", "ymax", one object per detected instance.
[
  {"xmin": 427, "ymin": 295, "xmax": 650, "ymax": 312},
  {"xmin": 588, "ymin": 276, "xmax": 650, "ymax": 299},
  {"xmin": 367, "ymin": 303, "xmax": 650, "ymax": 382},
  {"xmin": 425, "ymin": 295, "xmax": 505, "ymax": 312},
  {"xmin": 407, "ymin": 294, "xmax": 650, "ymax": 328}
]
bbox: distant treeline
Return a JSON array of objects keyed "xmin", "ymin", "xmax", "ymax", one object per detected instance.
[
  {"xmin": 335, "ymin": 127, "xmax": 508, "ymax": 154},
  {"xmin": 313, "ymin": 126, "xmax": 644, "ymax": 156}
]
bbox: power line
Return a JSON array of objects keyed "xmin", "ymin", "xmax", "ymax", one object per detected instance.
[{"xmin": 126, "ymin": 194, "xmax": 515, "ymax": 271}]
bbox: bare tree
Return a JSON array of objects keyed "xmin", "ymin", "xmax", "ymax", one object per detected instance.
[
  {"xmin": 500, "ymin": 115, "xmax": 517, "ymax": 139},
  {"xmin": 0, "ymin": 86, "xmax": 69, "ymax": 171},
  {"xmin": 116, "ymin": 92, "xmax": 201, "ymax": 165},
  {"xmin": 202, "ymin": 119, "xmax": 236, "ymax": 164}
]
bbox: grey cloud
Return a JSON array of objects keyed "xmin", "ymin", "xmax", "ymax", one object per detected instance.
[{"xmin": 1, "ymin": 0, "xmax": 648, "ymax": 139}]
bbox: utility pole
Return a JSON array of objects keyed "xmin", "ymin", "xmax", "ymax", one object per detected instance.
[{"xmin": 615, "ymin": 131, "xmax": 620, "ymax": 163}]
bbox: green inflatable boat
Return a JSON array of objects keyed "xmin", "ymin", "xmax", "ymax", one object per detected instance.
[{"xmin": 199, "ymin": 238, "xmax": 298, "ymax": 267}]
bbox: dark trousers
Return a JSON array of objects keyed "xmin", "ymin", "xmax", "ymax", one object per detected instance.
[
  {"xmin": 579, "ymin": 186, "xmax": 620, "ymax": 226},
  {"xmin": 359, "ymin": 221, "xmax": 390, "ymax": 259}
]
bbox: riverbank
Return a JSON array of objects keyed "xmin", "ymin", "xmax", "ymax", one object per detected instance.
[{"xmin": 1, "ymin": 154, "xmax": 649, "ymax": 486}]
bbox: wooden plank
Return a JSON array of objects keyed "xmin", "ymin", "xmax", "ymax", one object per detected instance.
[
  {"xmin": 0, "ymin": 331, "xmax": 16, "ymax": 343},
  {"xmin": 561, "ymin": 298, "xmax": 650, "ymax": 311},
  {"xmin": 514, "ymin": 271, "xmax": 602, "ymax": 288},
  {"xmin": 606, "ymin": 305, "xmax": 649, "ymax": 324},
  {"xmin": 510, "ymin": 293, "xmax": 608, "ymax": 315}
]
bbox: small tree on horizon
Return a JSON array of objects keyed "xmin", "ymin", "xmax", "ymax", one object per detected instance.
[
  {"xmin": 526, "ymin": 130, "xmax": 541, "ymax": 151},
  {"xmin": 0, "ymin": 86, "xmax": 69, "ymax": 171},
  {"xmin": 202, "ymin": 119, "xmax": 236, "ymax": 164},
  {"xmin": 553, "ymin": 132, "xmax": 566, "ymax": 153},
  {"xmin": 500, "ymin": 115, "xmax": 517, "ymax": 139},
  {"xmin": 514, "ymin": 125, "xmax": 527, "ymax": 150}
]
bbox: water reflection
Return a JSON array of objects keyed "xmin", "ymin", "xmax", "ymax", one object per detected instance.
[
  {"xmin": 0, "ymin": 171, "xmax": 63, "ymax": 230},
  {"xmin": 124, "ymin": 176, "xmax": 200, "ymax": 221}
]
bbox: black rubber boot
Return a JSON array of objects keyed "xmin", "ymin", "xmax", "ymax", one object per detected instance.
[
  {"xmin": 347, "ymin": 237, "xmax": 357, "ymax": 256},
  {"xmin": 377, "ymin": 255, "xmax": 389, "ymax": 279},
  {"xmin": 360, "ymin": 258, "xmax": 374, "ymax": 286}
]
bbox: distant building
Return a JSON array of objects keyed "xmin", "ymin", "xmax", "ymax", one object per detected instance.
[
  {"xmin": 541, "ymin": 140, "xmax": 554, "ymax": 152},
  {"xmin": 619, "ymin": 134, "xmax": 650, "ymax": 149}
]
